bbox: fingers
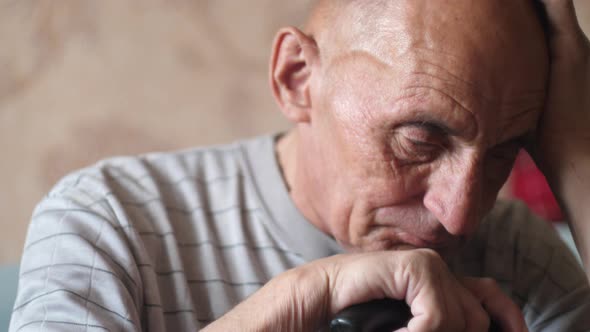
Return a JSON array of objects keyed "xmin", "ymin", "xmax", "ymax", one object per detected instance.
[
  {"xmin": 536, "ymin": 0, "xmax": 590, "ymax": 65},
  {"xmin": 537, "ymin": 0, "xmax": 586, "ymax": 39},
  {"xmin": 402, "ymin": 250, "xmax": 490, "ymax": 332},
  {"xmin": 405, "ymin": 273, "xmax": 458, "ymax": 331},
  {"xmin": 459, "ymin": 289, "xmax": 492, "ymax": 332},
  {"xmin": 462, "ymin": 277, "xmax": 529, "ymax": 332},
  {"xmin": 324, "ymin": 251, "xmax": 526, "ymax": 332},
  {"xmin": 406, "ymin": 279, "xmax": 490, "ymax": 332}
]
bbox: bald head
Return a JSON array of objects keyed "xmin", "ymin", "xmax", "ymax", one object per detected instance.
[
  {"xmin": 304, "ymin": 0, "xmax": 548, "ymax": 91},
  {"xmin": 271, "ymin": 0, "xmax": 551, "ymax": 251}
]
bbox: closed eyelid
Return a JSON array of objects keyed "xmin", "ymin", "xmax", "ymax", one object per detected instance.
[
  {"xmin": 404, "ymin": 121, "xmax": 452, "ymax": 135},
  {"xmin": 397, "ymin": 123, "xmax": 450, "ymax": 146},
  {"xmin": 390, "ymin": 126, "xmax": 448, "ymax": 166}
]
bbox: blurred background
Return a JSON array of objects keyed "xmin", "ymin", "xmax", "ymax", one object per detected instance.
[
  {"xmin": 1, "ymin": 0, "xmax": 589, "ymax": 266},
  {"xmin": 0, "ymin": 0, "xmax": 312, "ymax": 265}
]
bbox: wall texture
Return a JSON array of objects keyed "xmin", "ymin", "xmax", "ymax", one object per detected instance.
[{"xmin": 1, "ymin": 1, "xmax": 589, "ymax": 264}]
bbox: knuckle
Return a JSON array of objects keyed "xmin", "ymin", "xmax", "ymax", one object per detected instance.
[
  {"xmin": 402, "ymin": 249, "xmax": 450, "ymax": 282},
  {"xmin": 422, "ymin": 312, "xmax": 445, "ymax": 330},
  {"xmin": 402, "ymin": 249, "xmax": 443, "ymax": 275},
  {"xmin": 416, "ymin": 247, "xmax": 440, "ymax": 256},
  {"xmin": 413, "ymin": 248, "xmax": 443, "ymax": 263}
]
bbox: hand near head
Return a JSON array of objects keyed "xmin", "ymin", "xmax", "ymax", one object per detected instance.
[
  {"xmin": 204, "ymin": 250, "xmax": 527, "ymax": 332},
  {"xmin": 532, "ymin": 0, "xmax": 590, "ymax": 275},
  {"xmin": 532, "ymin": 0, "xmax": 590, "ymax": 164}
]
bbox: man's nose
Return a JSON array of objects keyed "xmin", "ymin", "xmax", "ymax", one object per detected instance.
[{"xmin": 423, "ymin": 158, "xmax": 482, "ymax": 236}]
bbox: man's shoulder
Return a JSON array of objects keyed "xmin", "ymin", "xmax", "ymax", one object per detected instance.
[
  {"xmin": 12, "ymin": 134, "xmax": 297, "ymax": 331},
  {"xmin": 45, "ymin": 135, "xmax": 273, "ymax": 205},
  {"xmin": 27, "ymin": 135, "xmax": 278, "ymax": 244}
]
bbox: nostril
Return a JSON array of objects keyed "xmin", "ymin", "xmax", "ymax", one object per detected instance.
[
  {"xmin": 424, "ymin": 191, "xmax": 477, "ymax": 236},
  {"xmin": 425, "ymin": 161, "xmax": 483, "ymax": 236}
]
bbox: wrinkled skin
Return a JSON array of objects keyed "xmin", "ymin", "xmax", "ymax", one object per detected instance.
[{"xmin": 277, "ymin": 0, "xmax": 548, "ymax": 255}]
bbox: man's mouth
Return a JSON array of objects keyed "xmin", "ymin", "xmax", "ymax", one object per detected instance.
[
  {"xmin": 394, "ymin": 231, "xmax": 458, "ymax": 250},
  {"xmin": 372, "ymin": 208, "xmax": 465, "ymax": 250},
  {"xmin": 366, "ymin": 225, "xmax": 463, "ymax": 253}
]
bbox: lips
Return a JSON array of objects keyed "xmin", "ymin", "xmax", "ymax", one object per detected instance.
[
  {"xmin": 394, "ymin": 231, "xmax": 458, "ymax": 249},
  {"xmin": 364, "ymin": 205, "xmax": 469, "ymax": 256}
]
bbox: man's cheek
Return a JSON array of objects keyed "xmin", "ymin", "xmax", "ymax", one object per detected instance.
[{"xmin": 359, "ymin": 169, "xmax": 430, "ymax": 210}]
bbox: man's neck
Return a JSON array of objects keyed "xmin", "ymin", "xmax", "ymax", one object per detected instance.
[
  {"xmin": 275, "ymin": 130, "xmax": 297, "ymax": 193},
  {"xmin": 275, "ymin": 129, "xmax": 331, "ymax": 236}
]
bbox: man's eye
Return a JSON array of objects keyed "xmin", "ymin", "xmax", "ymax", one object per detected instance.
[
  {"xmin": 401, "ymin": 137, "xmax": 442, "ymax": 161},
  {"xmin": 405, "ymin": 137, "xmax": 440, "ymax": 150},
  {"xmin": 392, "ymin": 125, "xmax": 448, "ymax": 165}
]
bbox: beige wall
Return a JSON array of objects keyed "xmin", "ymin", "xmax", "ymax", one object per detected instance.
[{"xmin": 1, "ymin": 1, "xmax": 589, "ymax": 264}]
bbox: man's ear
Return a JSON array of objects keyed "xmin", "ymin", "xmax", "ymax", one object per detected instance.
[{"xmin": 269, "ymin": 26, "xmax": 318, "ymax": 123}]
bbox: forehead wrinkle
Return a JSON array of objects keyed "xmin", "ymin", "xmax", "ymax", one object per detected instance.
[
  {"xmin": 324, "ymin": 47, "xmax": 482, "ymax": 141},
  {"xmin": 395, "ymin": 56, "xmax": 487, "ymax": 119},
  {"xmin": 400, "ymin": 79, "xmax": 477, "ymax": 115},
  {"xmin": 403, "ymin": 55, "xmax": 496, "ymax": 109},
  {"xmin": 314, "ymin": 1, "xmax": 537, "ymax": 107},
  {"xmin": 392, "ymin": 84, "xmax": 479, "ymax": 140},
  {"xmin": 396, "ymin": 42, "xmax": 546, "ymax": 147},
  {"xmin": 495, "ymin": 89, "xmax": 546, "ymax": 119},
  {"xmin": 491, "ymin": 91, "xmax": 545, "ymax": 145}
]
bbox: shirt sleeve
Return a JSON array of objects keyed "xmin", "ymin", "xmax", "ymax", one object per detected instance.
[{"xmin": 9, "ymin": 176, "xmax": 144, "ymax": 332}]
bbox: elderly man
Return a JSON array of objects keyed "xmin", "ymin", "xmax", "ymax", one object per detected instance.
[{"xmin": 9, "ymin": 0, "xmax": 590, "ymax": 331}]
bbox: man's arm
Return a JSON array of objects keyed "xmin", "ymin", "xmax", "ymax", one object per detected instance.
[
  {"xmin": 9, "ymin": 187, "xmax": 143, "ymax": 332},
  {"xmin": 533, "ymin": 0, "xmax": 590, "ymax": 276}
]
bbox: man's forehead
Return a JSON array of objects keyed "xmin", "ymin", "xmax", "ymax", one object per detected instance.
[
  {"xmin": 323, "ymin": 49, "xmax": 544, "ymax": 148},
  {"xmin": 308, "ymin": 0, "xmax": 548, "ymax": 143},
  {"xmin": 308, "ymin": 0, "xmax": 547, "ymax": 61}
]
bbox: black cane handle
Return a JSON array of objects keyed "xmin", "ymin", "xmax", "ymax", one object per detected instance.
[
  {"xmin": 329, "ymin": 298, "xmax": 502, "ymax": 332},
  {"xmin": 329, "ymin": 299, "xmax": 410, "ymax": 332}
]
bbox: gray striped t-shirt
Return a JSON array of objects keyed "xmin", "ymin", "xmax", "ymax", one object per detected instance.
[{"xmin": 9, "ymin": 134, "xmax": 590, "ymax": 331}]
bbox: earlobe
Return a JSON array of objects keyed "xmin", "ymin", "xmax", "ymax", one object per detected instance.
[{"xmin": 269, "ymin": 26, "xmax": 318, "ymax": 123}]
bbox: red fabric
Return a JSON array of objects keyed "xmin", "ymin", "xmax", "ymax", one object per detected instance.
[{"xmin": 510, "ymin": 150, "xmax": 563, "ymax": 221}]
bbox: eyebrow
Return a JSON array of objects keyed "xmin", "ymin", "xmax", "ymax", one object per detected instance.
[{"xmin": 390, "ymin": 90, "xmax": 479, "ymax": 139}]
